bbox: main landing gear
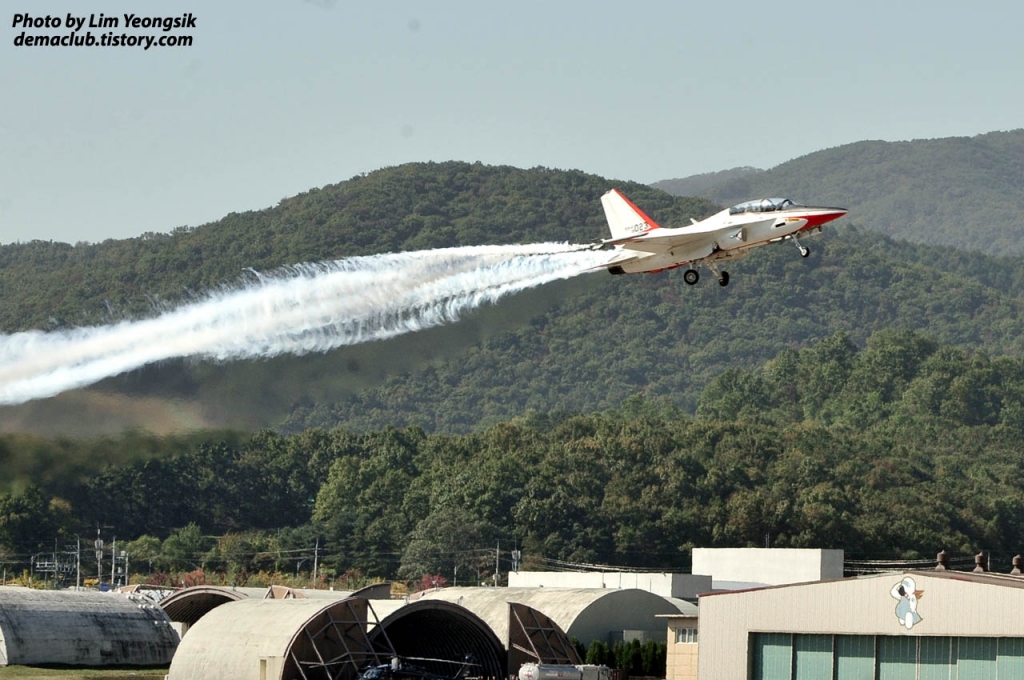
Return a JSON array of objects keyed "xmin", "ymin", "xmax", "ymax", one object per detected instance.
[
  {"xmin": 682, "ymin": 234, "xmax": 813, "ymax": 286},
  {"xmin": 709, "ymin": 263, "xmax": 729, "ymax": 287},
  {"xmin": 683, "ymin": 267, "xmax": 730, "ymax": 286}
]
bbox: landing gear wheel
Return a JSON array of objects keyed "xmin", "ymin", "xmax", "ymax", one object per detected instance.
[
  {"xmin": 718, "ymin": 271, "xmax": 730, "ymax": 287},
  {"xmin": 683, "ymin": 269, "xmax": 699, "ymax": 285},
  {"xmin": 799, "ymin": 246, "xmax": 810, "ymax": 258}
]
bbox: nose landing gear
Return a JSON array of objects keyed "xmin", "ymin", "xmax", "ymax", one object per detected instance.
[{"xmin": 792, "ymin": 234, "xmax": 810, "ymax": 258}]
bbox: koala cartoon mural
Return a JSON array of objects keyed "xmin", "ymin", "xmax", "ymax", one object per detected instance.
[{"xmin": 890, "ymin": 576, "xmax": 924, "ymax": 629}]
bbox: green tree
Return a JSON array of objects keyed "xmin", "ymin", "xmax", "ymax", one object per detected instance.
[
  {"xmin": 641, "ymin": 640, "xmax": 666, "ymax": 677},
  {"xmin": 0, "ymin": 487, "xmax": 64, "ymax": 554},
  {"xmin": 586, "ymin": 640, "xmax": 610, "ymax": 666},
  {"xmin": 798, "ymin": 331, "xmax": 858, "ymax": 421},
  {"xmin": 161, "ymin": 522, "xmax": 214, "ymax": 572},
  {"xmin": 122, "ymin": 535, "xmax": 163, "ymax": 574},
  {"xmin": 398, "ymin": 507, "xmax": 496, "ymax": 584}
]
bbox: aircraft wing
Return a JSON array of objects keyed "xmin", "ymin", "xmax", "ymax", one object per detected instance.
[{"xmin": 610, "ymin": 223, "xmax": 733, "ymax": 254}]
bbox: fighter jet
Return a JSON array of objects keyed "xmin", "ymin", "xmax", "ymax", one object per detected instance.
[{"xmin": 596, "ymin": 189, "xmax": 847, "ymax": 285}]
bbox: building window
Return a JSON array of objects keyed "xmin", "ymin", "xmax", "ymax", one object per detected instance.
[
  {"xmin": 750, "ymin": 634, "xmax": 1024, "ymax": 680},
  {"xmin": 675, "ymin": 627, "xmax": 698, "ymax": 644}
]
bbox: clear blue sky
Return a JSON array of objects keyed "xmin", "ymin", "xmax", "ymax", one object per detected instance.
[{"xmin": 3, "ymin": 0, "xmax": 1022, "ymax": 244}]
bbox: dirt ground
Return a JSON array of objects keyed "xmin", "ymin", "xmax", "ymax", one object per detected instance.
[{"xmin": 0, "ymin": 668, "xmax": 167, "ymax": 680}]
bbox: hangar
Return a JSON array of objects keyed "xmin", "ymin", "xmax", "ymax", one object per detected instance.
[
  {"xmin": 697, "ymin": 569, "xmax": 1024, "ymax": 679},
  {"xmin": 159, "ymin": 585, "xmax": 266, "ymax": 635},
  {"xmin": 0, "ymin": 586, "xmax": 178, "ymax": 667},
  {"xmin": 167, "ymin": 596, "xmax": 384, "ymax": 680},
  {"xmin": 167, "ymin": 594, "xmax": 525, "ymax": 680},
  {"xmin": 165, "ymin": 587, "xmax": 620, "ymax": 680},
  {"xmin": 417, "ymin": 587, "xmax": 689, "ymax": 645},
  {"xmin": 160, "ymin": 582, "xmax": 390, "ymax": 636},
  {"xmin": 164, "ymin": 584, "xmax": 684, "ymax": 679},
  {"xmin": 368, "ymin": 598, "xmax": 508, "ymax": 678},
  {"xmin": 375, "ymin": 592, "xmax": 589, "ymax": 677}
]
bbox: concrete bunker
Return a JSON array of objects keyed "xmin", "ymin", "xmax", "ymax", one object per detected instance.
[
  {"xmin": 168, "ymin": 595, "xmax": 383, "ymax": 680},
  {"xmin": 160, "ymin": 582, "xmax": 390, "ymax": 637},
  {"xmin": 159, "ymin": 584, "xmax": 255, "ymax": 632},
  {"xmin": 367, "ymin": 594, "xmax": 585, "ymax": 678},
  {"xmin": 419, "ymin": 587, "xmax": 680, "ymax": 647},
  {"xmin": 369, "ymin": 599, "xmax": 507, "ymax": 680},
  {"xmin": 0, "ymin": 586, "xmax": 178, "ymax": 667},
  {"xmin": 169, "ymin": 594, "xmax": 510, "ymax": 680}
]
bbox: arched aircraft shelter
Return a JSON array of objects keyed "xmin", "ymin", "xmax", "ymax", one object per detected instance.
[
  {"xmin": 165, "ymin": 588, "xmax": 589, "ymax": 680},
  {"xmin": 168, "ymin": 595, "xmax": 510, "ymax": 680},
  {"xmin": 369, "ymin": 599, "xmax": 506, "ymax": 680}
]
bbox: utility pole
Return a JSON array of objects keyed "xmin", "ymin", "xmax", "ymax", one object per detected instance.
[
  {"xmin": 76, "ymin": 536, "xmax": 81, "ymax": 590},
  {"xmin": 311, "ymin": 538, "xmax": 319, "ymax": 589},
  {"xmin": 95, "ymin": 529, "xmax": 103, "ymax": 586},
  {"xmin": 111, "ymin": 537, "xmax": 116, "ymax": 586},
  {"xmin": 494, "ymin": 541, "xmax": 500, "ymax": 587}
]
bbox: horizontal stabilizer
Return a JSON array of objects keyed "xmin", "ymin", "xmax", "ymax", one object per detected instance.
[{"xmin": 596, "ymin": 233, "xmax": 645, "ymax": 249}]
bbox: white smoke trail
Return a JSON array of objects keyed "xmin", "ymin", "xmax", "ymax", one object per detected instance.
[{"xmin": 0, "ymin": 243, "xmax": 613, "ymax": 406}]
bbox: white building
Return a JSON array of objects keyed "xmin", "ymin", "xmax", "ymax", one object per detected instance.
[
  {"xmin": 697, "ymin": 569, "xmax": 1024, "ymax": 679},
  {"xmin": 508, "ymin": 571, "xmax": 711, "ymax": 600},
  {"xmin": 692, "ymin": 548, "xmax": 844, "ymax": 590}
]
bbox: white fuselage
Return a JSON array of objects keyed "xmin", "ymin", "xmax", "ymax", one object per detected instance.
[{"xmin": 606, "ymin": 206, "xmax": 837, "ymax": 274}]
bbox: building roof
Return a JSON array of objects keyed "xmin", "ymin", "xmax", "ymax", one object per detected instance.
[
  {"xmin": 919, "ymin": 568, "xmax": 1024, "ymax": 588},
  {"xmin": 169, "ymin": 594, "xmax": 513, "ymax": 680},
  {"xmin": 0, "ymin": 587, "xmax": 178, "ymax": 667},
  {"xmin": 160, "ymin": 583, "xmax": 374, "ymax": 629},
  {"xmin": 508, "ymin": 571, "xmax": 712, "ymax": 600},
  {"xmin": 167, "ymin": 596, "xmax": 378, "ymax": 680},
  {"xmin": 417, "ymin": 586, "xmax": 679, "ymax": 644},
  {"xmin": 698, "ymin": 568, "xmax": 1024, "ymax": 599},
  {"xmin": 664, "ymin": 597, "xmax": 699, "ymax": 616},
  {"xmin": 159, "ymin": 585, "xmax": 251, "ymax": 626}
]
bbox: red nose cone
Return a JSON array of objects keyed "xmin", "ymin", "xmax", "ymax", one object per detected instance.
[{"xmin": 803, "ymin": 209, "xmax": 848, "ymax": 230}]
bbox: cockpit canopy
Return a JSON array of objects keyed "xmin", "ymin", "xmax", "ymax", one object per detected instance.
[{"xmin": 729, "ymin": 198, "xmax": 800, "ymax": 215}]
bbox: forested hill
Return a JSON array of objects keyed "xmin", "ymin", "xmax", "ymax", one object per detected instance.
[
  {"xmin": 5, "ymin": 161, "xmax": 1024, "ymax": 435},
  {"xmin": 653, "ymin": 129, "xmax": 1024, "ymax": 255},
  {"xmin": 0, "ymin": 162, "xmax": 713, "ymax": 333},
  {"xmin": 4, "ymin": 330, "xmax": 1024, "ymax": 573},
  {"xmin": 280, "ymin": 227, "xmax": 1024, "ymax": 433},
  {"xmin": 649, "ymin": 166, "xmax": 763, "ymax": 197}
]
